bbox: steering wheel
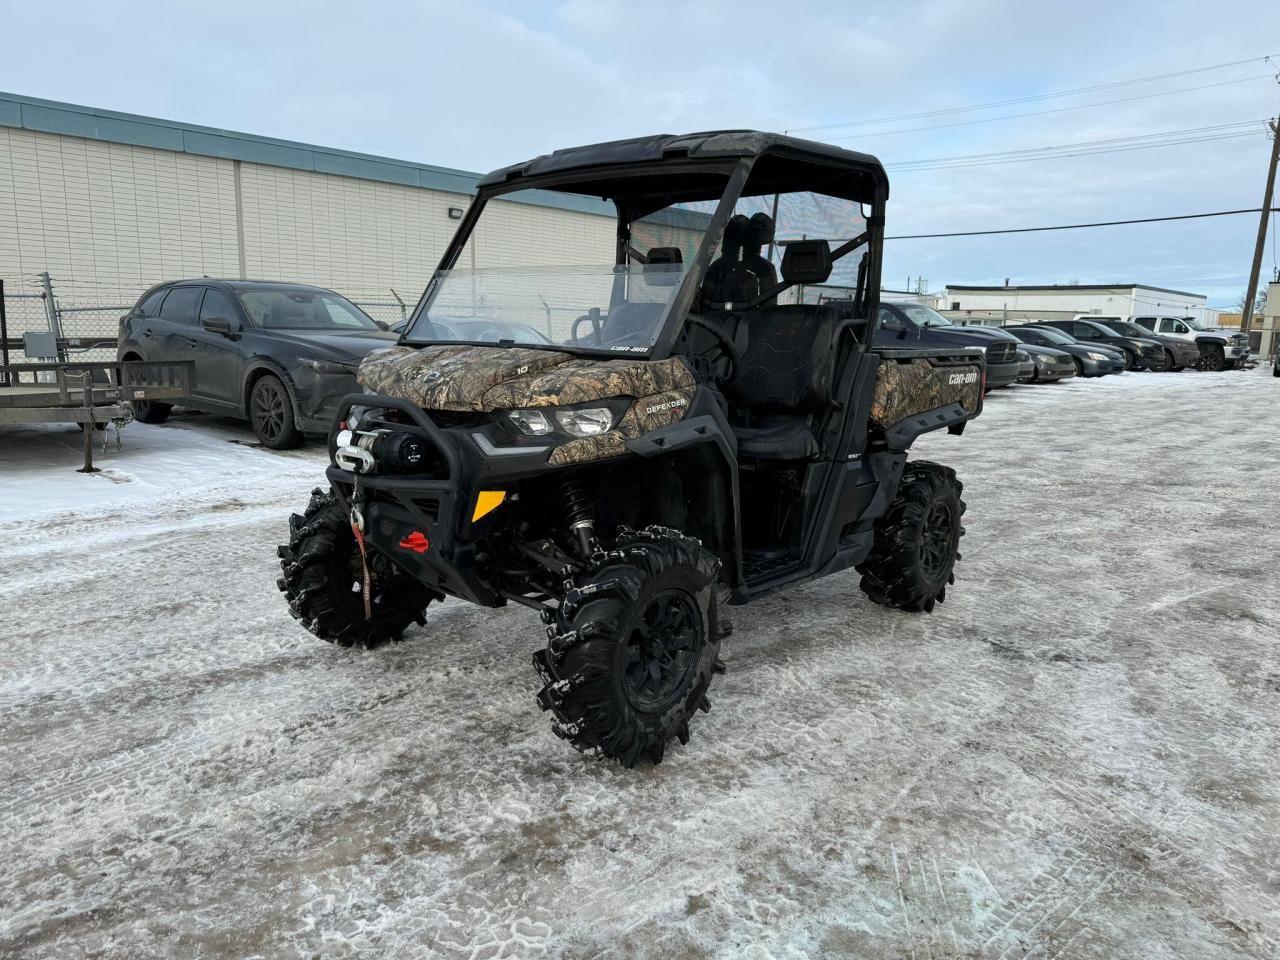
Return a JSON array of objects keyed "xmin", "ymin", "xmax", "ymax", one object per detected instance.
[{"xmin": 681, "ymin": 315, "xmax": 740, "ymax": 384}]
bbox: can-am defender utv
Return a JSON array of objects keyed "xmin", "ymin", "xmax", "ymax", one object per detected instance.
[{"xmin": 279, "ymin": 131, "xmax": 985, "ymax": 767}]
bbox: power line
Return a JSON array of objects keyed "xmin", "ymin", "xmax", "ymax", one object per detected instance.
[
  {"xmin": 887, "ymin": 129, "xmax": 1264, "ymax": 172},
  {"xmin": 888, "ymin": 120, "xmax": 1265, "ymax": 169},
  {"xmin": 823, "ymin": 73, "xmax": 1274, "ymax": 142},
  {"xmin": 793, "ymin": 53, "xmax": 1279, "ymax": 133},
  {"xmin": 884, "ymin": 207, "xmax": 1280, "ymax": 240}
]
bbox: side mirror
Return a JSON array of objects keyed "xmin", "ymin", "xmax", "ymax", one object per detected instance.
[
  {"xmin": 780, "ymin": 240, "xmax": 833, "ymax": 285},
  {"xmin": 202, "ymin": 316, "xmax": 235, "ymax": 336}
]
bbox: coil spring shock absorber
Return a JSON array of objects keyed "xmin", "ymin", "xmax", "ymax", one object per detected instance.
[{"xmin": 559, "ymin": 477, "xmax": 596, "ymax": 557}]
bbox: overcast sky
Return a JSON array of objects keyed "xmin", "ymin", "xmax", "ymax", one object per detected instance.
[{"xmin": 3, "ymin": 0, "xmax": 1279, "ymax": 306}]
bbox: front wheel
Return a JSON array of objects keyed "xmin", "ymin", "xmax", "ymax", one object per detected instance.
[
  {"xmin": 858, "ymin": 461, "xmax": 965, "ymax": 613},
  {"xmin": 1148, "ymin": 350, "xmax": 1172, "ymax": 372},
  {"xmin": 250, "ymin": 374, "xmax": 303, "ymax": 449},
  {"xmin": 1198, "ymin": 344, "xmax": 1226, "ymax": 372},
  {"xmin": 132, "ymin": 399, "xmax": 171, "ymax": 424},
  {"xmin": 534, "ymin": 526, "xmax": 724, "ymax": 767},
  {"xmin": 277, "ymin": 488, "xmax": 440, "ymax": 648}
]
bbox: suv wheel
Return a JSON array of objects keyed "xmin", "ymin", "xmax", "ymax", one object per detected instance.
[
  {"xmin": 534, "ymin": 526, "xmax": 725, "ymax": 767},
  {"xmin": 250, "ymin": 374, "xmax": 303, "ymax": 448},
  {"xmin": 277, "ymin": 487, "xmax": 439, "ymax": 648},
  {"xmin": 858, "ymin": 461, "xmax": 965, "ymax": 613},
  {"xmin": 1148, "ymin": 350, "xmax": 1172, "ymax": 372},
  {"xmin": 132, "ymin": 399, "xmax": 171, "ymax": 424}
]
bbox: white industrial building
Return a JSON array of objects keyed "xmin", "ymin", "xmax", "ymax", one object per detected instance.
[
  {"xmin": 0, "ymin": 92, "xmax": 705, "ymax": 337},
  {"xmin": 941, "ymin": 283, "xmax": 1218, "ymax": 326}
]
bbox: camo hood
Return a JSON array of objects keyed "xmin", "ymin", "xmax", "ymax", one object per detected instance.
[{"xmin": 357, "ymin": 344, "xmax": 696, "ymax": 412}]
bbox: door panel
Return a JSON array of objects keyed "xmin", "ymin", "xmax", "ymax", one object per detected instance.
[{"xmin": 187, "ymin": 287, "xmax": 244, "ymax": 408}]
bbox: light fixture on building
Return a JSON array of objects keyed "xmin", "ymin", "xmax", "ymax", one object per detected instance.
[{"xmin": 447, "ymin": 206, "xmax": 464, "ymax": 219}]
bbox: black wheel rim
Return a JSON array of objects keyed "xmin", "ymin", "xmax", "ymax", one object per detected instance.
[
  {"xmin": 920, "ymin": 501, "xmax": 955, "ymax": 579},
  {"xmin": 623, "ymin": 591, "xmax": 699, "ymax": 711},
  {"xmin": 252, "ymin": 380, "xmax": 286, "ymax": 442}
]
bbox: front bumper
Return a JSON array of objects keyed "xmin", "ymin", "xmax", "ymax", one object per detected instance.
[{"xmin": 985, "ymin": 359, "xmax": 1022, "ymax": 389}]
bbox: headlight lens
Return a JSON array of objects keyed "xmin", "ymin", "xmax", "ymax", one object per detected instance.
[
  {"xmin": 555, "ymin": 406, "xmax": 614, "ymax": 437},
  {"xmin": 1087, "ymin": 352, "xmax": 1109, "ymax": 361},
  {"xmin": 300, "ymin": 357, "xmax": 356, "ymax": 374},
  {"xmin": 507, "ymin": 409, "xmax": 554, "ymax": 436}
]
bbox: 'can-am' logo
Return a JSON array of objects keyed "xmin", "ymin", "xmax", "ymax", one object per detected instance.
[
  {"xmin": 645, "ymin": 398, "xmax": 688, "ymax": 415},
  {"xmin": 948, "ymin": 371, "xmax": 979, "ymax": 385}
]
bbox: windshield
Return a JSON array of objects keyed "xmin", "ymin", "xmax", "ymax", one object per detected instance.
[
  {"xmin": 899, "ymin": 304, "xmax": 953, "ymax": 327},
  {"xmin": 1030, "ymin": 327, "xmax": 1073, "ymax": 344},
  {"xmin": 408, "ymin": 263, "xmax": 687, "ymax": 353},
  {"xmin": 404, "ymin": 185, "xmax": 707, "ymax": 354},
  {"xmin": 1180, "ymin": 317, "xmax": 1207, "ymax": 330},
  {"xmin": 239, "ymin": 288, "xmax": 379, "ymax": 331},
  {"xmin": 1110, "ymin": 322, "xmax": 1147, "ymax": 337}
]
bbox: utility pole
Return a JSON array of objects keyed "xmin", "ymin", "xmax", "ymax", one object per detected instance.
[{"xmin": 1241, "ymin": 118, "xmax": 1279, "ymax": 335}]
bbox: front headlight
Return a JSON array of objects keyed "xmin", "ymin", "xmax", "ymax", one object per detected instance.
[
  {"xmin": 507, "ymin": 409, "xmax": 554, "ymax": 436},
  {"xmin": 1087, "ymin": 352, "xmax": 1109, "ymax": 361},
  {"xmin": 300, "ymin": 357, "xmax": 357, "ymax": 375},
  {"xmin": 554, "ymin": 407, "xmax": 614, "ymax": 437}
]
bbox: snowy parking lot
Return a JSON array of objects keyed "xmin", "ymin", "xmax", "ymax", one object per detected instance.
[{"xmin": 2, "ymin": 368, "xmax": 1278, "ymax": 959}]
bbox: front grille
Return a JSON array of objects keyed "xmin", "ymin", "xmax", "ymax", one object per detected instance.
[
  {"xmin": 986, "ymin": 342, "xmax": 1016, "ymax": 363},
  {"xmin": 425, "ymin": 409, "xmax": 491, "ymax": 429}
]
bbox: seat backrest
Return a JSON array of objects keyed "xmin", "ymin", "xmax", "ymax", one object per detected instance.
[
  {"xmin": 727, "ymin": 303, "xmax": 851, "ymax": 413},
  {"xmin": 701, "ymin": 214, "xmax": 758, "ymax": 309},
  {"xmin": 741, "ymin": 212, "xmax": 779, "ymax": 304}
]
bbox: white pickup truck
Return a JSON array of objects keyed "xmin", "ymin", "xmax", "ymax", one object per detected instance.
[{"xmin": 1130, "ymin": 315, "xmax": 1250, "ymax": 371}]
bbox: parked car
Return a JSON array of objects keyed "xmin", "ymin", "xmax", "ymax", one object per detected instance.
[
  {"xmin": 118, "ymin": 280, "xmax": 398, "ymax": 448},
  {"xmin": 1130, "ymin": 315, "xmax": 1251, "ymax": 371},
  {"xmin": 1005, "ymin": 325, "xmax": 1123, "ymax": 376},
  {"xmin": 1038, "ymin": 318, "xmax": 1163, "ymax": 371},
  {"xmin": 1015, "ymin": 342, "xmax": 1077, "ymax": 382},
  {"xmin": 1092, "ymin": 318, "xmax": 1199, "ymax": 371},
  {"xmin": 876, "ymin": 302, "xmax": 1022, "ymax": 389}
]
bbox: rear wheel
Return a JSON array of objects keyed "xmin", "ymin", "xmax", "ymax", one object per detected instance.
[
  {"xmin": 534, "ymin": 526, "xmax": 724, "ymax": 767},
  {"xmin": 858, "ymin": 461, "xmax": 965, "ymax": 613},
  {"xmin": 250, "ymin": 374, "xmax": 303, "ymax": 448},
  {"xmin": 277, "ymin": 488, "xmax": 439, "ymax": 648}
]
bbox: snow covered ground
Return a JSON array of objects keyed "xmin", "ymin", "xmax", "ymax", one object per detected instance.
[{"xmin": 1, "ymin": 370, "xmax": 1278, "ymax": 959}]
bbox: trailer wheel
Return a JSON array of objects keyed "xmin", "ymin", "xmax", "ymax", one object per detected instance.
[
  {"xmin": 858, "ymin": 461, "xmax": 965, "ymax": 613},
  {"xmin": 277, "ymin": 487, "xmax": 439, "ymax": 648},
  {"xmin": 534, "ymin": 526, "xmax": 724, "ymax": 767}
]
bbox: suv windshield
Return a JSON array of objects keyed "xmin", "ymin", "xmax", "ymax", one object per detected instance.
[
  {"xmin": 1028, "ymin": 327, "xmax": 1073, "ymax": 344},
  {"xmin": 238, "ymin": 288, "xmax": 379, "ymax": 331}
]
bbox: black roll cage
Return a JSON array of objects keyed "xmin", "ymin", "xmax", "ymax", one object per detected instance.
[{"xmin": 402, "ymin": 150, "xmax": 888, "ymax": 358}]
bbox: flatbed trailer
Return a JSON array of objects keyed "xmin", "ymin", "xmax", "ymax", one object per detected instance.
[{"xmin": 0, "ymin": 359, "xmax": 192, "ymax": 471}]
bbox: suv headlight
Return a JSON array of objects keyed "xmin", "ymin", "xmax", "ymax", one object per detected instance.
[
  {"xmin": 299, "ymin": 357, "xmax": 357, "ymax": 374},
  {"xmin": 1087, "ymin": 352, "xmax": 1109, "ymax": 361}
]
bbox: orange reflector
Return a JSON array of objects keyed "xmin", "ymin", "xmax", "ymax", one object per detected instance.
[{"xmin": 472, "ymin": 490, "xmax": 507, "ymax": 522}]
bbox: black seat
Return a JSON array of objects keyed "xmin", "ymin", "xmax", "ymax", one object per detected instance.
[
  {"xmin": 741, "ymin": 212, "xmax": 779, "ymax": 305},
  {"xmin": 701, "ymin": 214, "xmax": 758, "ymax": 309},
  {"xmin": 733, "ymin": 415, "xmax": 820, "ymax": 460},
  {"xmin": 726, "ymin": 303, "xmax": 849, "ymax": 460}
]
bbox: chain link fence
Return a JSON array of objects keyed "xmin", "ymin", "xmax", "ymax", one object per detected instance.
[{"xmin": 1, "ymin": 275, "xmax": 415, "ymax": 370}]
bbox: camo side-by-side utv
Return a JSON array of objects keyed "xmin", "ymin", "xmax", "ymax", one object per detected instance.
[{"xmin": 278, "ymin": 131, "xmax": 985, "ymax": 767}]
